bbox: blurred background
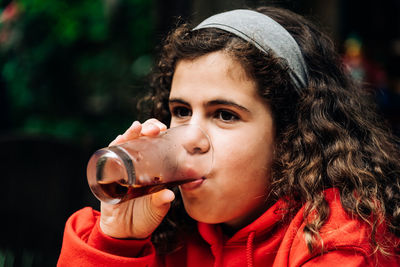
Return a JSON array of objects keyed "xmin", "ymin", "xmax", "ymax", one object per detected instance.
[{"xmin": 0, "ymin": 0, "xmax": 399, "ymax": 266}]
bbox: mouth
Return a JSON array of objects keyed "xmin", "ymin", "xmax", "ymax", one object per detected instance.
[{"xmin": 179, "ymin": 177, "xmax": 205, "ymax": 191}]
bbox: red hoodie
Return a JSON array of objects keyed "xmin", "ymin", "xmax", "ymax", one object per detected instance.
[{"xmin": 58, "ymin": 188, "xmax": 400, "ymax": 266}]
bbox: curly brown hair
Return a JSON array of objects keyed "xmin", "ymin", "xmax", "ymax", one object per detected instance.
[{"xmin": 145, "ymin": 6, "xmax": 400, "ymax": 255}]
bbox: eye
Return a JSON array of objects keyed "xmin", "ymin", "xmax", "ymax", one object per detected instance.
[
  {"xmin": 215, "ymin": 110, "xmax": 240, "ymax": 122},
  {"xmin": 171, "ymin": 106, "xmax": 192, "ymax": 118}
]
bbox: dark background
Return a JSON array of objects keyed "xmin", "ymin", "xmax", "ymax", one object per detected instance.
[{"xmin": 0, "ymin": 0, "xmax": 399, "ymax": 266}]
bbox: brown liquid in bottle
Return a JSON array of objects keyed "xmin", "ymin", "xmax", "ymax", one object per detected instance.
[{"xmin": 97, "ymin": 178, "xmax": 196, "ymax": 201}]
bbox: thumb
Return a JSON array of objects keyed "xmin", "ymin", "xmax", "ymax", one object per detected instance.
[
  {"xmin": 133, "ymin": 189, "xmax": 175, "ymax": 239},
  {"xmin": 150, "ymin": 189, "xmax": 175, "ymax": 218},
  {"xmin": 124, "ymin": 189, "xmax": 175, "ymax": 239}
]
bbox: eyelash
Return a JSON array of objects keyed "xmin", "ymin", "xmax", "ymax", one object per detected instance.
[
  {"xmin": 171, "ymin": 106, "xmax": 240, "ymax": 122},
  {"xmin": 215, "ymin": 110, "xmax": 240, "ymax": 122},
  {"xmin": 171, "ymin": 106, "xmax": 191, "ymax": 118}
]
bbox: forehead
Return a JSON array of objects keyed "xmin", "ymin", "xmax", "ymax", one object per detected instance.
[
  {"xmin": 170, "ymin": 51, "xmax": 259, "ymax": 101},
  {"xmin": 177, "ymin": 51, "xmax": 251, "ymax": 80}
]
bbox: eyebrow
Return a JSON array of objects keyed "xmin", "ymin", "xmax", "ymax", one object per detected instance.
[{"xmin": 169, "ymin": 98, "xmax": 250, "ymax": 113}]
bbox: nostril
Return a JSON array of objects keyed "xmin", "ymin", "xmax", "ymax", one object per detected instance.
[
  {"xmin": 184, "ymin": 141, "xmax": 209, "ymax": 155},
  {"xmin": 193, "ymin": 147, "xmax": 202, "ymax": 154}
]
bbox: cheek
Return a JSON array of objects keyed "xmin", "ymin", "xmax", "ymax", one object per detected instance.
[{"xmin": 213, "ymin": 133, "xmax": 274, "ymax": 180}]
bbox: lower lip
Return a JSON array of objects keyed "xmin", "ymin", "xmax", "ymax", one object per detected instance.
[{"xmin": 179, "ymin": 178, "xmax": 204, "ymax": 191}]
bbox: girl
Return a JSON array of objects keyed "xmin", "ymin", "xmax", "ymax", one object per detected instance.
[{"xmin": 58, "ymin": 6, "xmax": 400, "ymax": 266}]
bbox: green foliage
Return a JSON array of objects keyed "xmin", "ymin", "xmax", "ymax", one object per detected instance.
[{"xmin": 0, "ymin": 0, "xmax": 156, "ymax": 145}]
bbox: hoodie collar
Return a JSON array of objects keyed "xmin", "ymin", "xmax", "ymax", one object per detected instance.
[
  {"xmin": 198, "ymin": 198, "xmax": 287, "ymax": 245},
  {"xmin": 197, "ymin": 199, "xmax": 287, "ymax": 267}
]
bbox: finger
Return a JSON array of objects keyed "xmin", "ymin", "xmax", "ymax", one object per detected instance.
[
  {"xmin": 109, "ymin": 134, "xmax": 123, "ymax": 146},
  {"xmin": 151, "ymin": 189, "xmax": 175, "ymax": 209},
  {"xmin": 109, "ymin": 121, "xmax": 142, "ymax": 146},
  {"xmin": 145, "ymin": 119, "xmax": 167, "ymax": 131},
  {"xmin": 141, "ymin": 119, "xmax": 167, "ymax": 136},
  {"xmin": 123, "ymin": 121, "xmax": 142, "ymax": 139}
]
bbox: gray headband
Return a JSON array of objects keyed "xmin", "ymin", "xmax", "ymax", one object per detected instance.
[{"xmin": 193, "ymin": 9, "xmax": 309, "ymax": 90}]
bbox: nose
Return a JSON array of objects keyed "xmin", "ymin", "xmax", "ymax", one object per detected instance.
[{"xmin": 181, "ymin": 125, "xmax": 211, "ymax": 155}]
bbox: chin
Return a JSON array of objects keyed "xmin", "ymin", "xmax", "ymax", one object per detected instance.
[{"xmin": 182, "ymin": 203, "xmax": 224, "ymax": 224}]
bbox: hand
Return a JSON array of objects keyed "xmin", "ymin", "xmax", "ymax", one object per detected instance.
[{"xmin": 99, "ymin": 119, "xmax": 175, "ymax": 239}]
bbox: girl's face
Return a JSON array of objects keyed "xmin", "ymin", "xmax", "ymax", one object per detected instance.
[{"xmin": 169, "ymin": 51, "xmax": 275, "ymax": 231}]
